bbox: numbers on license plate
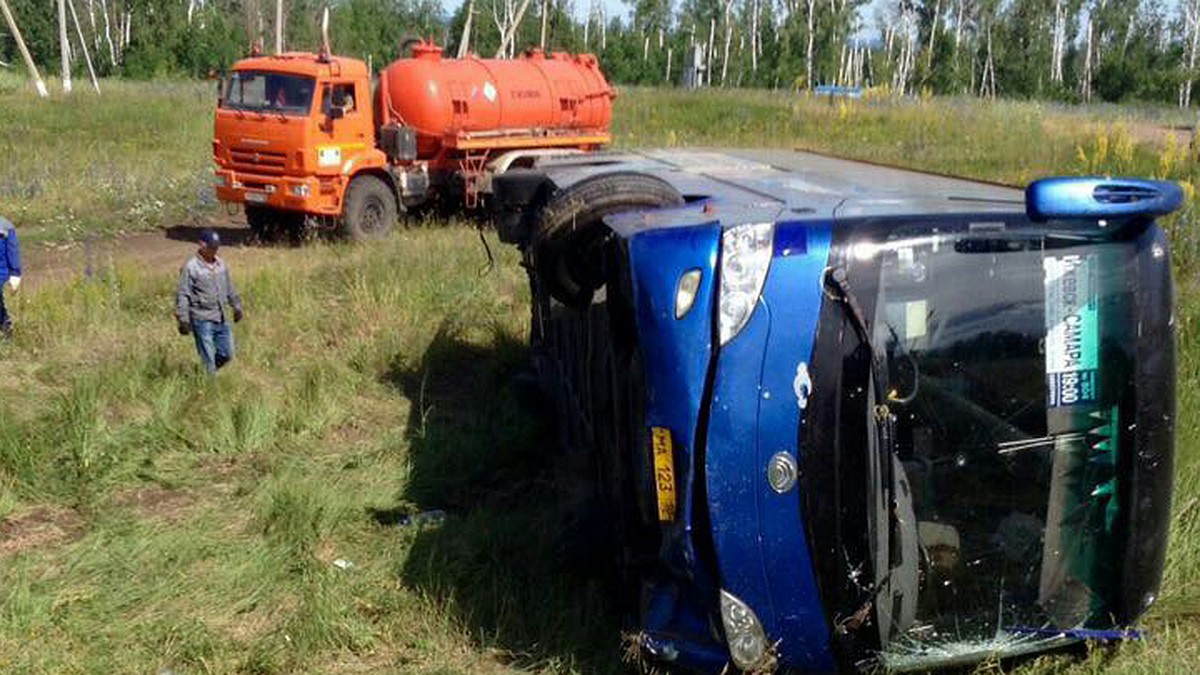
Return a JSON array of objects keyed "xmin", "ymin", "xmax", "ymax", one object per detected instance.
[
  {"xmin": 651, "ymin": 427, "xmax": 677, "ymax": 522},
  {"xmin": 245, "ymin": 192, "xmax": 268, "ymax": 203}
]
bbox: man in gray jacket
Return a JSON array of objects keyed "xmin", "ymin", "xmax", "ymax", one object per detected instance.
[{"xmin": 176, "ymin": 229, "xmax": 244, "ymax": 373}]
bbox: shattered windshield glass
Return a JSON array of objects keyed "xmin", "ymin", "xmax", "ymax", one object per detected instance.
[
  {"xmin": 222, "ymin": 71, "xmax": 315, "ymax": 116},
  {"xmin": 840, "ymin": 223, "xmax": 1139, "ymax": 668}
]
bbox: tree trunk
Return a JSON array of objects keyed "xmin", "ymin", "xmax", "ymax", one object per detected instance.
[
  {"xmin": 494, "ymin": 0, "xmax": 534, "ymax": 58},
  {"xmin": 751, "ymin": 0, "xmax": 759, "ymax": 73},
  {"xmin": 1180, "ymin": 1, "xmax": 1200, "ymax": 107},
  {"xmin": 1050, "ymin": 0, "xmax": 1065, "ymax": 83},
  {"xmin": 720, "ymin": 0, "xmax": 733, "ymax": 86},
  {"xmin": 274, "ymin": 0, "xmax": 283, "ymax": 54},
  {"xmin": 68, "ymin": 0, "xmax": 99, "ymax": 92},
  {"xmin": 926, "ymin": 0, "xmax": 940, "ymax": 71},
  {"xmin": 805, "ymin": 0, "xmax": 815, "ymax": 89},
  {"xmin": 99, "ymin": 0, "xmax": 115, "ymax": 65},
  {"xmin": 58, "ymin": 0, "xmax": 72, "ymax": 93},
  {"xmin": 0, "ymin": 0, "xmax": 48, "ymax": 96},
  {"xmin": 539, "ymin": 0, "xmax": 548, "ymax": 49},
  {"xmin": 706, "ymin": 17, "xmax": 715, "ymax": 86},
  {"xmin": 1081, "ymin": 21, "xmax": 1093, "ymax": 103},
  {"xmin": 457, "ymin": 0, "xmax": 475, "ymax": 57}
]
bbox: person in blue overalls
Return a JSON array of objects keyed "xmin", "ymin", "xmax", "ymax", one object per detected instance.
[{"xmin": 0, "ymin": 215, "xmax": 22, "ymax": 340}]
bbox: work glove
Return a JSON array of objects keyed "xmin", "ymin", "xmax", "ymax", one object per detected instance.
[
  {"xmin": 177, "ymin": 320, "xmax": 191, "ymax": 336},
  {"xmin": 8, "ymin": 276, "xmax": 20, "ymax": 292},
  {"xmin": 233, "ymin": 307, "xmax": 244, "ymax": 323}
]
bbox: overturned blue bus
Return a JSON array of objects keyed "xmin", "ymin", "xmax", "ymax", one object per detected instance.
[{"xmin": 491, "ymin": 149, "xmax": 1181, "ymax": 672}]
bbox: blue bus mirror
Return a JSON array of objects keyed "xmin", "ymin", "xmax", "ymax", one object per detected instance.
[{"xmin": 1026, "ymin": 177, "xmax": 1185, "ymax": 222}]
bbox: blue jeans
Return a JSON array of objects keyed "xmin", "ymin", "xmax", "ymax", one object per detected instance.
[{"xmin": 192, "ymin": 319, "xmax": 234, "ymax": 374}]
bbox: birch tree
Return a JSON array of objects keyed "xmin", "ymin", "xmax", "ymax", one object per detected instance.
[{"xmin": 1180, "ymin": 0, "xmax": 1200, "ymax": 107}]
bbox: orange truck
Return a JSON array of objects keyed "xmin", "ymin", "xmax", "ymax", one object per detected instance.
[{"xmin": 212, "ymin": 40, "xmax": 615, "ymax": 240}]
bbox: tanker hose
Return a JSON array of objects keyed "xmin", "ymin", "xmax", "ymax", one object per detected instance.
[{"xmin": 476, "ymin": 226, "xmax": 495, "ymax": 277}]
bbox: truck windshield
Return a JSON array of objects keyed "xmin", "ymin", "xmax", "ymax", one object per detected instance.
[
  {"xmin": 811, "ymin": 217, "xmax": 1153, "ymax": 669},
  {"xmin": 222, "ymin": 71, "xmax": 315, "ymax": 116}
]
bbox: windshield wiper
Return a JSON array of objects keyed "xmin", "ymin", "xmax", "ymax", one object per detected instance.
[
  {"xmin": 823, "ymin": 265, "xmax": 905, "ymax": 623},
  {"xmin": 823, "ymin": 267, "xmax": 890, "ymax": 410}
]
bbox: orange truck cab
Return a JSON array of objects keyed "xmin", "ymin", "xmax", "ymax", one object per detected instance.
[{"xmin": 213, "ymin": 43, "xmax": 615, "ymax": 240}]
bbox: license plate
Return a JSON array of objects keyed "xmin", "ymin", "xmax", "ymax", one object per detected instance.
[
  {"xmin": 651, "ymin": 427, "xmax": 677, "ymax": 522},
  {"xmin": 245, "ymin": 191, "xmax": 268, "ymax": 203}
]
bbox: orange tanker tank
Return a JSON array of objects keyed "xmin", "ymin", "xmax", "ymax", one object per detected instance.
[{"xmin": 376, "ymin": 41, "xmax": 615, "ymax": 158}]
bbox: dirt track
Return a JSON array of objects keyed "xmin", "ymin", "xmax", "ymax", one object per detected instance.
[{"xmin": 23, "ymin": 221, "xmax": 257, "ymax": 292}]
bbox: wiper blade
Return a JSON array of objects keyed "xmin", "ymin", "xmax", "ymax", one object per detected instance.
[
  {"xmin": 822, "ymin": 265, "xmax": 896, "ymax": 465},
  {"xmin": 824, "ymin": 267, "xmax": 871, "ymax": 344},
  {"xmin": 824, "ymin": 265, "xmax": 904, "ymax": 618},
  {"xmin": 823, "ymin": 266, "xmax": 888, "ymax": 404}
]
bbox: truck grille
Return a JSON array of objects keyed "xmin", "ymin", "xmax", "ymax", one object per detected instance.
[{"xmin": 229, "ymin": 147, "xmax": 288, "ymax": 174}]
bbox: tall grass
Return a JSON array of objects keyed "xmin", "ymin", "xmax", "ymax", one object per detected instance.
[
  {"xmin": 0, "ymin": 73, "xmax": 215, "ymax": 243},
  {"xmin": 0, "ymin": 81, "xmax": 1197, "ymax": 673}
]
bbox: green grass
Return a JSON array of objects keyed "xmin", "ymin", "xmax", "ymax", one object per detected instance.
[
  {"xmin": 0, "ymin": 72, "xmax": 215, "ymax": 244},
  {"xmin": 0, "ymin": 80, "xmax": 1197, "ymax": 673}
]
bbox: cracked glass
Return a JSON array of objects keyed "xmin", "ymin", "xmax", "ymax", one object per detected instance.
[{"xmin": 850, "ymin": 225, "xmax": 1136, "ymax": 669}]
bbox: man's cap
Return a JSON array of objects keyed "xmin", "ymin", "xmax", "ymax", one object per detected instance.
[{"xmin": 198, "ymin": 229, "xmax": 220, "ymax": 248}]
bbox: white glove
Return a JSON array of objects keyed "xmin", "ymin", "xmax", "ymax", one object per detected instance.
[{"xmin": 7, "ymin": 276, "xmax": 19, "ymax": 292}]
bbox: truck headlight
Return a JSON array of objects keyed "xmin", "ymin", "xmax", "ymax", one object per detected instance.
[
  {"xmin": 720, "ymin": 590, "xmax": 770, "ymax": 671},
  {"xmin": 718, "ymin": 222, "xmax": 774, "ymax": 345}
]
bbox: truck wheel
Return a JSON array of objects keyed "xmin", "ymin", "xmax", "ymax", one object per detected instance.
[
  {"xmin": 343, "ymin": 175, "xmax": 397, "ymax": 241},
  {"xmin": 533, "ymin": 172, "xmax": 684, "ymax": 308}
]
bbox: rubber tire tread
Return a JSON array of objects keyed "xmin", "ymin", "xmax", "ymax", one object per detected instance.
[
  {"xmin": 343, "ymin": 175, "xmax": 397, "ymax": 241},
  {"xmin": 533, "ymin": 172, "xmax": 684, "ymax": 307}
]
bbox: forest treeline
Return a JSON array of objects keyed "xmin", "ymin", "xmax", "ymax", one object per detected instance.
[{"xmin": 3, "ymin": 0, "xmax": 1200, "ymax": 106}]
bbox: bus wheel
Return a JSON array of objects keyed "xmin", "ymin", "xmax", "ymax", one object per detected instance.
[{"xmin": 533, "ymin": 172, "xmax": 683, "ymax": 308}]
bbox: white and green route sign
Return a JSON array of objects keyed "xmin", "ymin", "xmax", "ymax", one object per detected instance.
[{"xmin": 1044, "ymin": 254, "xmax": 1099, "ymax": 408}]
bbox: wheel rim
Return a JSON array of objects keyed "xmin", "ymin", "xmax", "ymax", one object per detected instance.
[{"xmin": 361, "ymin": 197, "xmax": 385, "ymax": 233}]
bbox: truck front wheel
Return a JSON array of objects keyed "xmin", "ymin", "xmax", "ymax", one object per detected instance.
[{"xmin": 343, "ymin": 175, "xmax": 397, "ymax": 241}]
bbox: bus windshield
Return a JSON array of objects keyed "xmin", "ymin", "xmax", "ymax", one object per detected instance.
[{"xmin": 824, "ymin": 218, "xmax": 1149, "ymax": 668}]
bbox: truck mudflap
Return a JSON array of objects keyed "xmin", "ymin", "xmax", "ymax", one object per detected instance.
[{"xmin": 703, "ymin": 220, "xmax": 837, "ymax": 673}]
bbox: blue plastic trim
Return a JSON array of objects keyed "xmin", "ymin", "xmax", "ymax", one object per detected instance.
[
  {"xmin": 1006, "ymin": 626, "xmax": 1144, "ymax": 642},
  {"xmin": 640, "ymin": 632, "xmax": 733, "ymax": 672},
  {"xmin": 1026, "ymin": 177, "xmax": 1185, "ymax": 222},
  {"xmin": 627, "ymin": 223, "xmax": 721, "ymax": 579},
  {"xmin": 705, "ymin": 220, "xmax": 837, "ymax": 673}
]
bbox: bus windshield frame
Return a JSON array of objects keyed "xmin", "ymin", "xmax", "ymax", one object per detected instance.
[{"xmin": 799, "ymin": 213, "xmax": 1170, "ymax": 671}]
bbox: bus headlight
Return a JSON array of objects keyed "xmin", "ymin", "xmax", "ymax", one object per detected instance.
[
  {"xmin": 675, "ymin": 268, "xmax": 703, "ymax": 319},
  {"xmin": 720, "ymin": 590, "xmax": 770, "ymax": 671},
  {"xmin": 718, "ymin": 222, "xmax": 774, "ymax": 345}
]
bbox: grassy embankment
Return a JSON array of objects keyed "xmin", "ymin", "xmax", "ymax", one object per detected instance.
[{"xmin": 0, "ymin": 80, "xmax": 1197, "ymax": 673}]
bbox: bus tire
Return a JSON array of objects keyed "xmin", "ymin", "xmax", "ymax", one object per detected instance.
[{"xmin": 533, "ymin": 172, "xmax": 684, "ymax": 308}]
